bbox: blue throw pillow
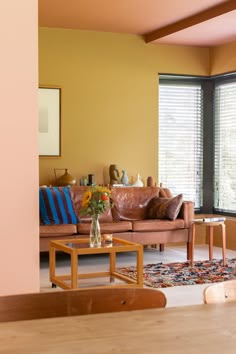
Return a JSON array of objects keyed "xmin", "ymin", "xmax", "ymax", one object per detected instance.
[{"xmin": 39, "ymin": 186, "xmax": 78, "ymax": 225}]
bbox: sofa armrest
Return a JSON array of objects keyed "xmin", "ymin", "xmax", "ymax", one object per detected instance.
[{"xmin": 178, "ymin": 201, "xmax": 194, "ymax": 228}]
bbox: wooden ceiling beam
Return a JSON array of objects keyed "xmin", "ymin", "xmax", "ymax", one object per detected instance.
[{"xmin": 144, "ymin": 0, "xmax": 236, "ymax": 43}]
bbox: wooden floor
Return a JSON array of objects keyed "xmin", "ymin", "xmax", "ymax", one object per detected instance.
[{"xmin": 40, "ymin": 244, "xmax": 236, "ymax": 307}]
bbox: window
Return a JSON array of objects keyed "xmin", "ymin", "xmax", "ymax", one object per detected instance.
[
  {"xmin": 214, "ymin": 80, "xmax": 236, "ymax": 213},
  {"xmin": 159, "ymin": 77, "xmax": 203, "ymax": 209}
]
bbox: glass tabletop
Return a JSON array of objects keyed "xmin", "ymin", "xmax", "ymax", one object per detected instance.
[
  {"xmin": 64, "ymin": 241, "xmax": 115, "ymax": 249},
  {"xmin": 53, "ymin": 237, "xmax": 138, "ymax": 250}
]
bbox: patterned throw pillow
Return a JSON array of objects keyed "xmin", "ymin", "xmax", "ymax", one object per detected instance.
[
  {"xmin": 39, "ymin": 186, "xmax": 78, "ymax": 225},
  {"xmin": 147, "ymin": 194, "xmax": 183, "ymax": 221}
]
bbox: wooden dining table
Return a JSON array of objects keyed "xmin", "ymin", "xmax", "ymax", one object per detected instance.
[{"xmin": 0, "ymin": 302, "xmax": 236, "ymax": 353}]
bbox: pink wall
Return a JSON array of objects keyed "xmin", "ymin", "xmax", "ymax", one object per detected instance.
[{"xmin": 0, "ymin": 0, "xmax": 39, "ymax": 294}]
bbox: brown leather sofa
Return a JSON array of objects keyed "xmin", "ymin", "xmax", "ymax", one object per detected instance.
[{"xmin": 40, "ymin": 186, "xmax": 194, "ymax": 259}]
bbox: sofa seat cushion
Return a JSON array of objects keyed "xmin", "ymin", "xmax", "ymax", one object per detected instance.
[
  {"xmin": 132, "ymin": 219, "xmax": 185, "ymax": 232},
  {"xmin": 77, "ymin": 221, "xmax": 132, "ymax": 234},
  {"xmin": 40, "ymin": 224, "xmax": 77, "ymax": 237}
]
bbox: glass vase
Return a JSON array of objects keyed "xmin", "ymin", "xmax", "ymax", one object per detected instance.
[{"xmin": 90, "ymin": 214, "xmax": 101, "ymax": 247}]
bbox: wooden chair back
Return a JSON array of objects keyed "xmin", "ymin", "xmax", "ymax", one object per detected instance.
[
  {"xmin": 0, "ymin": 287, "xmax": 166, "ymax": 322},
  {"xmin": 203, "ymin": 280, "xmax": 236, "ymax": 304}
]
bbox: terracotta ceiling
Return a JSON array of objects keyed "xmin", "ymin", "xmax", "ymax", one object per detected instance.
[{"xmin": 38, "ymin": 0, "xmax": 236, "ymax": 47}]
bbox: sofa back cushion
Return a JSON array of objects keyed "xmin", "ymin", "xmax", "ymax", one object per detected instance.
[
  {"xmin": 39, "ymin": 186, "xmax": 78, "ymax": 225},
  {"xmin": 70, "ymin": 186, "xmax": 113, "ymax": 223},
  {"xmin": 159, "ymin": 187, "xmax": 173, "ymax": 198},
  {"xmin": 111, "ymin": 187, "xmax": 160, "ymax": 221}
]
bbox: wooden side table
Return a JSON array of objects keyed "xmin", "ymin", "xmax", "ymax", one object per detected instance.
[{"xmin": 190, "ymin": 220, "xmax": 226, "ymax": 266}]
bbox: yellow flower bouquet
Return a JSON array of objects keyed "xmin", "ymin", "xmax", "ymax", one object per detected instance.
[
  {"xmin": 80, "ymin": 186, "xmax": 113, "ymax": 217},
  {"xmin": 80, "ymin": 186, "xmax": 113, "ymax": 247}
]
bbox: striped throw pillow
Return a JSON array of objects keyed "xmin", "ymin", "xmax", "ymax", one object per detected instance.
[{"xmin": 39, "ymin": 186, "xmax": 78, "ymax": 225}]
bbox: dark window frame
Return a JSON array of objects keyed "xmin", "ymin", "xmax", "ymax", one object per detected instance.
[{"xmin": 212, "ymin": 72, "xmax": 236, "ymax": 216}]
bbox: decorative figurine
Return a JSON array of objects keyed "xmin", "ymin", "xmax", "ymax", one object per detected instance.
[{"xmin": 109, "ymin": 164, "xmax": 120, "ymax": 185}]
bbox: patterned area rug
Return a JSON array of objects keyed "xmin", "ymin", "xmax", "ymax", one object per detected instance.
[{"xmin": 117, "ymin": 259, "xmax": 236, "ymax": 288}]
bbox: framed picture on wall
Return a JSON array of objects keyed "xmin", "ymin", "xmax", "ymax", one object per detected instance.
[{"xmin": 38, "ymin": 86, "xmax": 61, "ymax": 157}]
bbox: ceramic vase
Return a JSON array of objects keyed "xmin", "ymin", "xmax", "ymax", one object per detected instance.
[
  {"xmin": 121, "ymin": 170, "xmax": 129, "ymax": 185},
  {"xmin": 133, "ymin": 174, "xmax": 144, "ymax": 187},
  {"xmin": 147, "ymin": 176, "xmax": 154, "ymax": 187},
  {"xmin": 54, "ymin": 168, "xmax": 76, "ymax": 186},
  {"xmin": 90, "ymin": 214, "xmax": 101, "ymax": 247}
]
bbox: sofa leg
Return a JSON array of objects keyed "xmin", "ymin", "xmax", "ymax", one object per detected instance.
[
  {"xmin": 187, "ymin": 242, "xmax": 191, "ymax": 261},
  {"xmin": 159, "ymin": 244, "xmax": 164, "ymax": 252}
]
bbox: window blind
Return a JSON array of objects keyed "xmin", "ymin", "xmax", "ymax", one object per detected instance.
[
  {"xmin": 214, "ymin": 81, "xmax": 236, "ymax": 213},
  {"xmin": 158, "ymin": 79, "xmax": 203, "ymax": 208}
]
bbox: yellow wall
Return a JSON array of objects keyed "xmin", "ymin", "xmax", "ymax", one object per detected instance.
[
  {"xmin": 210, "ymin": 42, "xmax": 236, "ymax": 75},
  {"xmin": 39, "ymin": 28, "xmax": 236, "ymax": 250},
  {"xmin": 39, "ymin": 28, "xmax": 209, "ymax": 186}
]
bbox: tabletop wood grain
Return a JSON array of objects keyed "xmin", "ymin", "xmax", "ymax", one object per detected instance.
[{"xmin": 0, "ymin": 302, "xmax": 236, "ymax": 353}]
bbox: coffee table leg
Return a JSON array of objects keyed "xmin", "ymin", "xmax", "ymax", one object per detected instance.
[
  {"xmin": 49, "ymin": 246, "xmax": 56, "ymax": 284},
  {"xmin": 71, "ymin": 250, "xmax": 78, "ymax": 289},
  {"xmin": 136, "ymin": 247, "xmax": 143, "ymax": 287},
  {"xmin": 109, "ymin": 251, "xmax": 116, "ymax": 283}
]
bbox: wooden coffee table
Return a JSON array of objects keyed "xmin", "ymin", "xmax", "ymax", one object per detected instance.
[{"xmin": 49, "ymin": 237, "xmax": 143, "ymax": 289}]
